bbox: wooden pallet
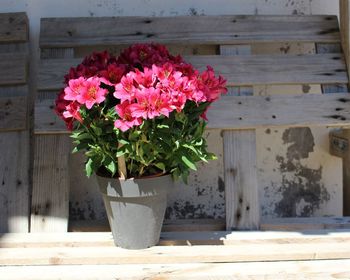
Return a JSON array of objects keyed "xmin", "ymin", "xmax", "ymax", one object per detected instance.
[
  {"xmin": 0, "ymin": 12, "xmax": 30, "ymax": 233},
  {"xmin": 33, "ymin": 5, "xmax": 350, "ymax": 232},
  {"xmin": 1, "ymin": 228, "xmax": 350, "ymax": 279}
]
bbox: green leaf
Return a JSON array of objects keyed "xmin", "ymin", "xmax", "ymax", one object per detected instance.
[
  {"xmin": 106, "ymin": 160, "xmax": 117, "ymax": 175},
  {"xmin": 181, "ymin": 155, "xmax": 197, "ymax": 171},
  {"xmin": 182, "ymin": 144, "xmax": 199, "ymax": 154},
  {"xmin": 85, "ymin": 158, "xmax": 93, "ymax": 177},
  {"xmin": 155, "ymin": 162, "xmax": 166, "ymax": 173},
  {"xmin": 118, "ymin": 139, "xmax": 129, "ymax": 145}
]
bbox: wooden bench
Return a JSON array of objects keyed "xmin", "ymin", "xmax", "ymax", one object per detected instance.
[
  {"xmin": 0, "ymin": 13, "xmax": 30, "ymax": 233},
  {"xmin": 33, "ymin": 5, "xmax": 350, "ymax": 233}
]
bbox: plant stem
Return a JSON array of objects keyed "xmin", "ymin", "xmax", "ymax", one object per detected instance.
[{"xmin": 118, "ymin": 142, "xmax": 127, "ymax": 179}]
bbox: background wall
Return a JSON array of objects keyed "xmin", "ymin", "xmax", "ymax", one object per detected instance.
[{"xmin": 0, "ymin": 0, "xmax": 343, "ymax": 222}]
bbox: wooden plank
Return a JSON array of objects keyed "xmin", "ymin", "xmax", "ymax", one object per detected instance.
[
  {"xmin": 2, "ymin": 229, "xmax": 350, "ymax": 247},
  {"xmin": 31, "ymin": 48, "xmax": 74, "ymax": 232},
  {"xmin": 0, "ymin": 53, "xmax": 27, "ymax": 86},
  {"xmin": 39, "ymin": 15, "xmax": 340, "ymax": 48},
  {"xmin": 340, "ymin": 0, "xmax": 350, "ymax": 80},
  {"xmin": 0, "ymin": 96, "xmax": 27, "ymax": 131},
  {"xmin": 2, "ymin": 242, "xmax": 350, "ymax": 265},
  {"xmin": 206, "ymin": 93, "xmax": 350, "ymax": 130},
  {"xmin": 223, "ymin": 130, "xmax": 259, "ymax": 230},
  {"xmin": 261, "ymin": 216, "xmax": 350, "ymax": 230},
  {"xmin": 37, "ymin": 54, "xmax": 348, "ymax": 90},
  {"xmin": 0, "ymin": 131, "xmax": 30, "ymax": 233},
  {"xmin": 31, "ymin": 135, "xmax": 70, "ymax": 232},
  {"xmin": 0, "ymin": 13, "xmax": 28, "ymax": 43},
  {"xmin": 220, "ymin": 45, "xmax": 259, "ymax": 231},
  {"xmin": 36, "ymin": 92, "xmax": 350, "ymax": 133},
  {"xmin": 330, "ymin": 129, "xmax": 350, "ymax": 215},
  {"xmin": 1, "ymin": 260, "xmax": 350, "ymax": 280}
]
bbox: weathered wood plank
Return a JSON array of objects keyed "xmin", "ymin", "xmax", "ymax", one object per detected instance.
[
  {"xmin": 37, "ymin": 54, "xmax": 348, "ymax": 90},
  {"xmin": 0, "ymin": 96, "xmax": 27, "ymax": 131},
  {"xmin": 40, "ymin": 15, "xmax": 340, "ymax": 48},
  {"xmin": 2, "ymin": 241, "xmax": 350, "ymax": 265},
  {"xmin": 261, "ymin": 216, "xmax": 350, "ymax": 230},
  {"xmin": 340, "ymin": 0, "xmax": 350, "ymax": 80},
  {"xmin": 0, "ymin": 13, "xmax": 28, "ymax": 43},
  {"xmin": 35, "ymin": 93, "xmax": 350, "ymax": 133},
  {"xmin": 206, "ymin": 93, "xmax": 350, "ymax": 130},
  {"xmin": 0, "ymin": 53, "xmax": 27, "ymax": 86},
  {"xmin": 221, "ymin": 45, "xmax": 259, "ymax": 231},
  {"xmin": 1, "ymin": 260, "xmax": 350, "ymax": 280},
  {"xmin": 31, "ymin": 135, "xmax": 71, "ymax": 232},
  {"xmin": 31, "ymin": 48, "xmax": 74, "ymax": 232},
  {"xmin": 2, "ymin": 229, "xmax": 350, "ymax": 248},
  {"xmin": 0, "ymin": 131, "xmax": 30, "ymax": 233},
  {"xmin": 223, "ymin": 130, "xmax": 259, "ymax": 230}
]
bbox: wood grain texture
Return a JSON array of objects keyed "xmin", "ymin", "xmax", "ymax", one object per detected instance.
[
  {"xmin": 31, "ymin": 135, "xmax": 70, "ymax": 232},
  {"xmin": 31, "ymin": 48, "xmax": 74, "ymax": 232},
  {"xmin": 340, "ymin": 0, "xmax": 350, "ymax": 80},
  {"xmin": 261, "ymin": 216, "xmax": 350, "ymax": 230},
  {"xmin": 223, "ymin": 131, "xmax": 259, "ymax": 230},
  {"xmin": 0, "ymin": 13, "xmax": 28, "ymax": 43},
  {"xmin": 0, "ymin": 131, "xmax": 30, "ymax": 233},
  {"xmin": 0, "ymin": 53, "xmax": 27, "ymax": 86},
  {"xmin": 2, "ymin": 229, "xmax": 350, "ymax": 247},
  {"xmin": 2, "ymin": 241, "xmax": 350, "ymax": 265},
  {"xmin": 39, "ymin": 15, "xmax": 340, "ymax": 48},
  {"xmin": 37, "ymin": 54, "xmax": 348, "ymax": 90},
  {"xmin": 1, "ymin": 260, "xmax": 350, "ymax": 280},
  {"xmin": 206, "ymin": 93, "xmax": 350, "ymax": 130},
  {"xmin": 0, "ymin": 96, "xmax": 27, "ymax": 131}
]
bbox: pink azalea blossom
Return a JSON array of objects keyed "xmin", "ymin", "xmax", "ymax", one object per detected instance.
[
  {"xmin": 76, "ymin": 77, "xmax": 108, "ymax": 109},
  {"xmin": 64, "ymin": 77, "xmax": 86, "ymax": 101},
  {"xmin": 62, "ymin": 102, "xmax": 83, "ymax": 123},
  {"xmin": 129, "ymin": 88, "xmax": 173, "ymax": 119},
  {"xmin": 114, "ymin": 101, "xmax": 142, "ymax": 132},
  {"xmin": 114, "ymin": 72, "xmax": 137, "ymax": 102}
]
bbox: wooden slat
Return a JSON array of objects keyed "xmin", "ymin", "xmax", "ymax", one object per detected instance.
[
  {"xmin": 31, "ymin": 135, "xmax": 70, "ymax": 232},
  {"xmin": 0, "ymin": 13, "xmax": 28, "ymax": 43},
  {"xmin": 39, "ymin": 15, "xmax": 340, "ymax": 48},
  {"xmin": 0, "ymin": 131, "xmax": 30, "ymax": 233},
  {"xmin": 220, "ymin": 45, "xmax": 259, "ymax": 231},
  {"xmin": 261, "ymin": 216, "xmax": 350, "ymax": 231},
  {"xmin": 2, "ymin": 241, "xmax": 350, "ymax": 265},
  {"xmin": 223, "ymin": 130, "xmax": 259, "ymax": 230},
  {"xmin": 0, "ymin": 96, "xmax": 27, "ymax": 131},
  {"xmin": 35, "ymin": 92, "xmax": 350, "ymax": 134},
  {"xmin": 340, "ymin": 0, "xmax": 350, "ymax": 80},
  {"xmin": 1, "ymin": 260, "xmax": 350, "ymax": 280},
  {"xmin": 2, "ymin": 230, "xmax": 350, "ymax": 248},
  {"xmin": 206, "ymin": 93, "xmax": 350, "ymax": 130},
  {"xmin": 37, "ymin": 54, "xmax": 348, "ymax": 90},
  {"xmin": 0, "ymin": 53, "xmax": 27, "ymax": 86}
]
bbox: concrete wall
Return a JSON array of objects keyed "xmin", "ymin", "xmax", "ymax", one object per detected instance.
[{"xmin": 0, "ymin": 0, "xmax": 343, "ymax": 221}]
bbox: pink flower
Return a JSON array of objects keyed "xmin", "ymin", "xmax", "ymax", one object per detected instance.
[
  {"xmin": 114, "ymin": 101, "xmax": 142, "ymax": 132},
  {"xmin": 64, "ymin": 77, "xmax": 86, "ymax": 101},
  {"xmin": 76, "ymin": 77, "xmax": 108, "ymax": 109},
  {"xmin": 99, "ymin": 64, "xmax": 126, "ymax": 84},
  {"xmin": 63, "ymin": 102, "xmax": 83, "ymax": 123},
  {"xmin": 129, "ymin": 88, "xmax": 173, "ymax": 119},
  {"xmin": 198, "ymin": 66, "xmax": 227, "ymax": 102},
  {"xmin": 114, "ymin": 72, "xmax": 137, "ymax": 102}
]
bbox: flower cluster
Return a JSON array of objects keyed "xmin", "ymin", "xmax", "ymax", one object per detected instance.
[{"xmin": 55, "ymin": 44, "xmax": 227, "ymax": 179}]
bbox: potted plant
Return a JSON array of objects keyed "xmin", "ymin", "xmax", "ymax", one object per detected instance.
[{"xmin": 55, "ymin": 44, "xmax": 227, "ymax": 249}]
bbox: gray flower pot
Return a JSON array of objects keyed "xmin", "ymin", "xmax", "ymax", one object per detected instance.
[{"xmin": 97, "ymin": 174, "xmax": 171, "ymax": 249}]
